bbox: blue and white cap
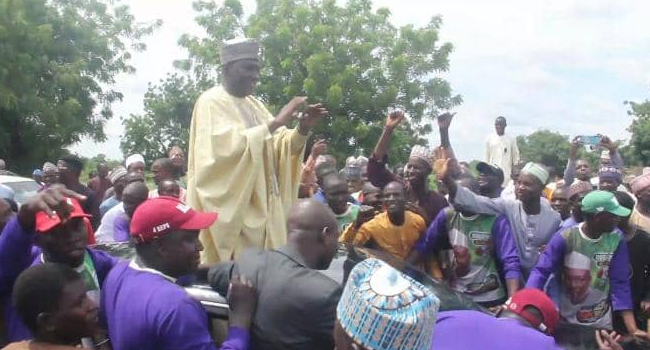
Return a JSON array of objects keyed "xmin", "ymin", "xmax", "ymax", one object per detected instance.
[{"xmin": 337, "ymin": 258, "xmax": 439, "ymax": 350}]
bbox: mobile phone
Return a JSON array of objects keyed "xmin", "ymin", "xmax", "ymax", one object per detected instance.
[{"xmin": 576, "ymin": 135, "xmax": 602, "ymax": 146}]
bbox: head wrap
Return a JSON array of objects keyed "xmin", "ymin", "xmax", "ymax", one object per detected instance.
[
  {"xmin": 409, "ymin": 145, "xmax": 434, "ymax": 167},
  {"xmin": 521, "ymin": 162, "xmax": 549, "ymax": 185},
  {"xmin": 108, "ymin": 166, "xmax": 128, "ymax": 184},
  {"xmin": 337, "ymin": 258, "xmax": 439, "ymax": 350},
  {"xmin": 125, "ymin": 154, "xmax": 145, "ymax": 169},
  {"xmin": 220, "ymin": 38, "xmax": 259, "ymax": 65},
  {"xmin": 631, "ymin": 173, "xmax": 650, "ymax": 195},
  {"xmin": 598, "ymin": 166, "xmax": 622, "ymax": 183}
]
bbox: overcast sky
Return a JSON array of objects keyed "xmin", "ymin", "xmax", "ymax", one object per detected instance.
[{"xmin": 70, "ymin": 0, "xmax": 650, "ymax": 163}]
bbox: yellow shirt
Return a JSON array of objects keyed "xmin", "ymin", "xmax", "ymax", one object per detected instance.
[
  {"xmin": 187, "ymin": 86, "xmax": 307, "ymax": 262},
  {"xmin": 340, "ymin": 211, "xmax": 426, "ymax": 260}
]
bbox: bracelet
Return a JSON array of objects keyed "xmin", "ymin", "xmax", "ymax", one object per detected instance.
[{"xmin": 94, "ymin": 338, "xmax": 109, "ymax": 347}]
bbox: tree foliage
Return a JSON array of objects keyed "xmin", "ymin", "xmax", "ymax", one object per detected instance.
[
  {"xmin": 0, "ymin": 0, "xmax": 160, "ymax": 174},
  {"xmin": 156, "ymin": 0, "xmax": 462, "ymax": 164},
  {"xmin": 624, "ymin": 98, "xmax": 650, "ymax": 165},
  {"xmin": 120, "ymin": 74, "xmax": 209, "ymax": 165},
  {"xmin": 516, "ymin": 130, "xmax": 599, "ymax": 173}
]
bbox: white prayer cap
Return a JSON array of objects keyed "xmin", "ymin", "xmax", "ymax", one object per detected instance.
[
  {"xmin": 125, "ymin": 154, "xmax": 145, "ymax": 169},
  {"xmin": 220, "ymin": 38, "xmax": 259, "ymax": 65},
  {"xmin": 564, "ymin": 251, "xmax": 591, "ymax": 270}
]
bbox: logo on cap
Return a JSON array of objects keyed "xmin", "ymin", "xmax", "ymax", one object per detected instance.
[
  {"xmin": 152, "ymin": 222, "xmax": 171, "ymax": 233},
  {"xmin": 176, "ymin": 203, "xmax": 191, "ymax": 213}
]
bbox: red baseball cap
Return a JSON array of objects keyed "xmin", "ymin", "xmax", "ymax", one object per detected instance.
[
  {"xmin": 35, "ymin": 198, "xmax": 91, "ymax": 233},
  {"xmin": 130, "ymin": 196, "xmax": 217, "ymax": 244},
  {"xmin": 504, "ymin": 289, "xmax": 559, "ymax": 335}
]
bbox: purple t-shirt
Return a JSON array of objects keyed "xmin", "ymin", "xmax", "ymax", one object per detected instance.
[
  {"xmin": 527, "ymin": 225, "xmax": 632, "ymax": 328},
  {"xmin": 415, "ymin": 209, "xmax": 521, "ymax": 281},
  {"xmin": 430, "ymin": 310, "xmax": 563, "ymax": 350},
  {"xmin": 0, "ymin": 217, "xmax": 117, "ymax": 342},
  {"xmin": 101, "ymin": 260, "xmax": 249, "ymax": 350}
]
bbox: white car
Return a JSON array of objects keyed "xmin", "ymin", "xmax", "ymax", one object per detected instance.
[{"xmin": 0, "ymin": 175, "xmax": 40, "ymax": 206}]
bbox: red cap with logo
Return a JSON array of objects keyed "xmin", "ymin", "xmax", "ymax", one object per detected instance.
[
  {"xmin": 129, "ymin": 196, "xmax": 217, "ymax": 244},
  {"xmin": 35, "ymin": 198, "xmax": 91, "ymax": 233},
  {"xmin": 504, "ymin": 288, "xmax": 559, "ymax": 335}
]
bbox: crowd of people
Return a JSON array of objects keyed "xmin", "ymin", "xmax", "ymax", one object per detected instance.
[{"xmin": 1, "ymin": 37, "xmax": 650, "ymax": 350}]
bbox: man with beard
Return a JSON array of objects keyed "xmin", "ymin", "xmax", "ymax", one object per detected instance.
[
  {"xmin": 367, "ymin": 111, "xmax": 447, "ymax": 224},
  {"xmin": 208, "ymin": 199, "xmax": 341, "ymax": 350},
  {"xmin": 439, "ymin": 159, "xmax": 560, "ymax": 278},
  {"xmin": 409, "ymin": 176, "xmax": 521, "ymax": 307},
  {"xmin": 527, "ymin": 191, "xmax": 642, "ymax": 335},
  {"xmin": 340, "ymin": 181, "xmax": 426, "ymax": 260},
  {"xmin": 187, "ymin": 38, "xmax": 328, "ymax": 262}
]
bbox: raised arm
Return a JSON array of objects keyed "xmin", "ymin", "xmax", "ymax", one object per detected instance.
[
  {"xmin": 440, "ymin": 158, "xmax": 509, "ymax": 216},
  {"xmin": 373, "ymin": 111, "xmax": 405, "ymax": 160},
  {"xmin": 564, "ymin": 137, "xmax": 581, "ymax": 185}
]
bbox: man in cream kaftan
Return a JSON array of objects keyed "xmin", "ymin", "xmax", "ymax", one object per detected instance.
[{"xmin": 187, "ymin": 38, "xmax": 328, "ymax": 262}]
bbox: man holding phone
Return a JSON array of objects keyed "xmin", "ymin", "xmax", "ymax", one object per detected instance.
[{"xmin": 563, "ymin": 135, "xmax": 624, "ymax": 190}]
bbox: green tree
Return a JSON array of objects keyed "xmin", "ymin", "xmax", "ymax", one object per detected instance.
[
  {"xmin": 517, "ymin": 130, "xmax": 571, "ymax": 173},
  {"xmin": 0, "ymin": 0, "xmax": 160, "ymax": 174},
  {"xmin": 80, "ymin": 153, "xmax": 121, "ymax": 183},
  {"xmin": 624, "ymin": 98, "xmax": 650, "ymax": 165},
  {"xmin": 517, "ymin": 130, "xmax": 602, "ymax": 174},
  {"xmin": 168, "ymin": 0, "xmax": 461, "ymax": 164},
  {"xmin": 120, "ymin": 74, "xmax": 209, "ymax": 165}
]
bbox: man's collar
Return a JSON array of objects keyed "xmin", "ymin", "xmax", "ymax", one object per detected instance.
[
  {"xmin": 275, "ymin": 245, "xmax": 309, "ymax": 268},
  {"xmin": 129, "ymin": 256, "xmax": 177, "ymax": 283}
]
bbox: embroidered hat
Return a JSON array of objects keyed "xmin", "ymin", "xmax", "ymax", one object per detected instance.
[
  {"xmin": 337, "ymin": 258, "xmax": 439, "ymax": 350},
  {"xmin": 409, "ymin": 145, "xmax": 434, "ymax": 167},
  {"xmin": 631, "ymin": 173, "xmax": 650, "ymax": 195},
  {"xmin": 598, "ymin": 166, "xmax": 623, "ymax": 183},
  {"xmin": 130, "ymin": 196, "xmax": 217, "ymax": 244},
  {"xmin": 521, "ymin": 162, "xmax": 549, "ymax": 185},
  {"xmin": 108, "ymin": 166, "xmax": 128, "ymax": 184},
  {"xmin": 220, "ymin": 38, "xmax": 259, "ymax": 65},
  {"xmin": 35, "ymin": 198, "xmax": 90, "ymax": 233},
  {"xmin": 569, "ymin": 181, "xmax": 593, "ymax": 199},
  {"xmin": 504, "ymin": 289, "xmax": 559, "ymax": 335},
  {"xmin": 581, "ymin": 190, "xmax": 631, "ymax": 217}
]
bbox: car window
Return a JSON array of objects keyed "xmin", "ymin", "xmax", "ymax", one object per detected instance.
[{"xmin": 2, "ymin": 180, "xmax": 40, "ymax": 205}]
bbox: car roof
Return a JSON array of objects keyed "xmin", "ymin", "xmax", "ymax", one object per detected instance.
[{"xmin": 0, "ymin": 175, "xmax": 36, "ymax": 183}]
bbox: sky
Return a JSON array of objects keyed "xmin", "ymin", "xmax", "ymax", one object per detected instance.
[{"xmin": 70, "ymin": 0, "xmax": 650, "ymax": 163}]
